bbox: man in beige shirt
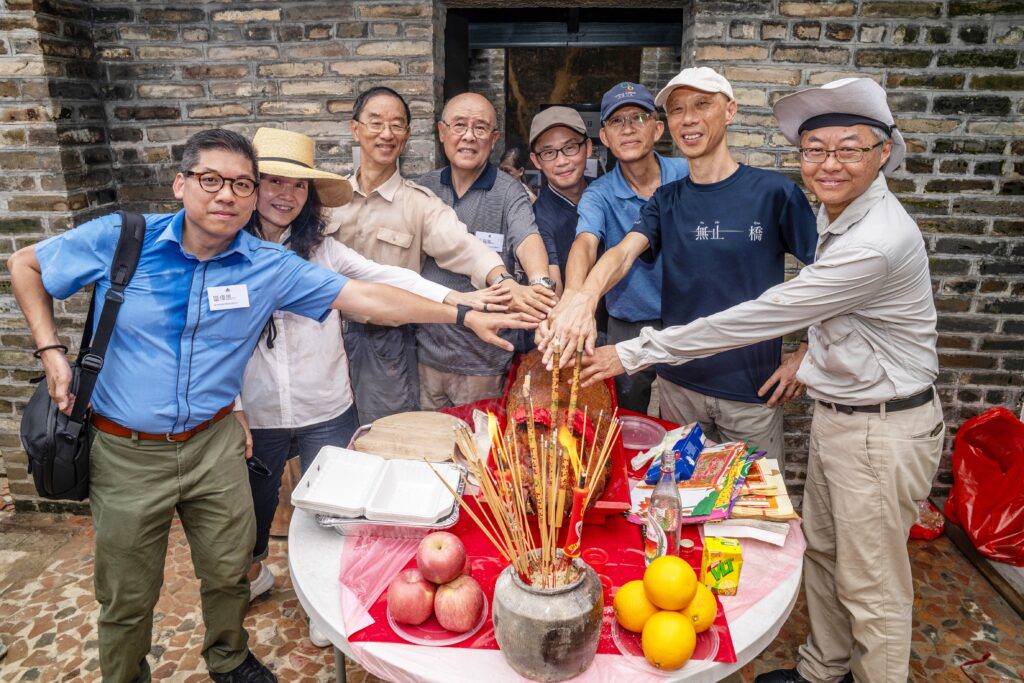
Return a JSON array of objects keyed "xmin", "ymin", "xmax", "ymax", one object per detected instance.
[
  {"xmin": 582, "ymin": 78, "xmax": 943, "ymax": 683},
  {"xmin": 327, "ymin": 86, "xmax": 539, "ymax": 424}
]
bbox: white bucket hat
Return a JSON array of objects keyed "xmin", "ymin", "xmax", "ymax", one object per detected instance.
[
  {"xmin": 252, "ymin": 127, "xmax": 353, "ymax": 207},
  {"xmin": 773, "ymin": 77, "xmax": 905, "ymax": 174}
]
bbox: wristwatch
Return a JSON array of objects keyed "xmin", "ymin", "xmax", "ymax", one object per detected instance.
[
  {"xmin": 529, "ymin": 276, "xmax": 556, "ymax": 291},
  {"xmin": 493, "ymin": 272, "xmax": 518, "ymax": 286},
  {"xmin": 455, "ymin": 304, "xmax": 472, "ymax": 327}
]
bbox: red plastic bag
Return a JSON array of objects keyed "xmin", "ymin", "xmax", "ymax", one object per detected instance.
[
  {"xmin": 909, "ymin": 499, "xmax": 944, "ymax": 541},
  {"xmin": 944, "ymin": 407, "xmax": 1024, "ymax": 566}
]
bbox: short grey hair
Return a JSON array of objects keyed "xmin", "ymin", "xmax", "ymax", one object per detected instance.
[{"xmin": 867, "ymin": 125, "xmax": 891, "ymax": 144}]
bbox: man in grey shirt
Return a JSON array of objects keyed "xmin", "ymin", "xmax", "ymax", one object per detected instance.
[
  {"xmin": 416, "ymin": 92, "xmax": 556, "ymax": 408},
  {"xmin": 580, "ymin": 78, "xmax": 943, "ymax": 683}
]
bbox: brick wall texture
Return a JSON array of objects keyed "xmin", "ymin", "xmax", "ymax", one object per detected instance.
[{"xmin": 0, "ymin": 0, "xmax": 1021, "ymax": 510}]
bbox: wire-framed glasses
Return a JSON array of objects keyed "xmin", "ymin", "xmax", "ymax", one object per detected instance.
[
  {"xmin": 184, "ymin": 171, "xmax": 257, "ymax": 197},
  {"xmin": 355, "ymin": 119, "xmax": 410, "ymax": 135},
  {"xmin": 604, "ymin": 112, "xmax": 655, "ymax": 130},
  {"xmin": 799, "ymin": 140, "xmax": 884, "ymax": 164},
  {"xmin": 440, "ymin": 120, "xmax": 494, "ymax": 139}
]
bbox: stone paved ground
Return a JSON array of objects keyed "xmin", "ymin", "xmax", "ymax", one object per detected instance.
[{"xmin": 0, "ymin": 502, "xmax": 1021, "ymax": 682}]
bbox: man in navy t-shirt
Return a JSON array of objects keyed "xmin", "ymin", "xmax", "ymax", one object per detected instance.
[{"xmin": 542, "ymin": 68, "xmax": 817, "ymax": 469}]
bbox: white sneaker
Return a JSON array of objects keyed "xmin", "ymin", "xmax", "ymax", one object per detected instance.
[
  {"xmin": 309, "ymin": 622, "xmax": 330, "ymax": 648},
  {"xmin": 248, "ymin": 563, "xmax": 275, "ymax": 602}
]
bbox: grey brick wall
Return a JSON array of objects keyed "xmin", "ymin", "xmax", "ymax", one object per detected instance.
[
  {"xmin": 683, "ymin": 0, "xmax": 1024, "ymax": 497},
  {"xmin": 0, "ymin": 0, "xmax": 1021, "ymax": 510}
]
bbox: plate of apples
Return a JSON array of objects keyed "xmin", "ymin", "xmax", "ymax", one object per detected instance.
[{"xmin": 386, "ymin": 531, "xmax": 488, "ymax": 646}]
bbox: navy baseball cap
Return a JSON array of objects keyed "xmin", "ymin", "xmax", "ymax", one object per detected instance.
[{"xmin": 600, "ymin": 82, "xmax": 656, "ymax": 122}]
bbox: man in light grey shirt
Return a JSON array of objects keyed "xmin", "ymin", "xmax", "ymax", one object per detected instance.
[{"xmin": 581, "ymin": 78, "xmax": 944, "ymax": 683}]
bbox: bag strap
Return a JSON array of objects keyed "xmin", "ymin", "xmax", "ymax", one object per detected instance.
[{"xmin": 65, "ymin": 211, "xmax": 146, "ymax": 431}]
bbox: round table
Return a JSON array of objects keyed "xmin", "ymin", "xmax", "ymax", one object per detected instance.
[{"xmin": 289, "ymin": 509, "xmax": 804, "ymax": 683}]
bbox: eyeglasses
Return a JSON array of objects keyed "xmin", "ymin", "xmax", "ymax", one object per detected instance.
[
  {"xmin": 246, "ymin": 455, "xmax": 272, "ymax": 478},
  {"xmin": 440, "ymin": 120, "xmax": 494, "ymax": 139},
  {"xmin": 185, "ymin": 171, "xmax": 257, "ymax": 197},
  {"xmin": 535, "ymin": 139, "xmax": 588, "ymax": 162},
  {"xmin": 799, "ymin": 141, "xmax": 884, "ymax": 164},
  {"xmin": 355, "ymin": 119, "xmax": 409, "ymax": 135},
  {"xmin": 604, "ymin": 112, "xmax": 656, "ymax": 130}
]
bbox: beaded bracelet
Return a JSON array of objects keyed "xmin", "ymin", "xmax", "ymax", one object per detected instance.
[{"xmin": 32, "ymin": 344, "xmax": 68, "ymax": 359}]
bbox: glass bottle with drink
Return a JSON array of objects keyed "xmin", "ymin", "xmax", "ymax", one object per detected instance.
[{"xmin": 644, "ymin": 449, "xmax": 682, "ymax": 565}]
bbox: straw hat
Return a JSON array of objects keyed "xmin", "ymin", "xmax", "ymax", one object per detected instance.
[{"xmin": 252, "ymin": 127, "xmax": 353, "ymax": 207}]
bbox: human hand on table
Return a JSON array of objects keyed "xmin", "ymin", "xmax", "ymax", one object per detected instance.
[
  {"xmin": 499, "ymin": 281, "xmax": 558, "ymax": 319},
  {"xmin": 536, "ymin": 289, "xmax": 598, "ymax": 369},
  {"xmin": 579, "ymin": 345, "xmax": 626, "ymax": 387},
  {"xmin": 445, "ymin": 282, "xmax": 512, "ymax": 313},
  {"xmin": 465, "ymin": 310, "xmax": 539, "ymax": 351},
  {"xmin": 758, "ymin": 343, "xmax": 808, "ymax": 407}
]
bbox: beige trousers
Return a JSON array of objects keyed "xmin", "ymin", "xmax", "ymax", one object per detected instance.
[
  {"xmin": 797, "ymin": 393, "xmax": 944, "ymax": 683},
  {"xmin": 418, "ymin": 363, "xmax": 507, "ymax": 410},
  {"xmin": 657, "ymin": 377, "xmax": 785, "ymax": 468}
]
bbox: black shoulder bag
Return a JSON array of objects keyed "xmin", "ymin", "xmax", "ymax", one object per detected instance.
[{"xmin": 19, "ymin": 211, "xmax": 146, "ymax": 501}]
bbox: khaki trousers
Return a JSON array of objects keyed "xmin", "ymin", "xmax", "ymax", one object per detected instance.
[
  {"xmin": 797, "ymin": 394, "xmax": 944, "ymax": 683},
  {"xmin": 90, "ymin": 416, "xmax": 254, "ymax": 683},
  {"xmin": 418, "ymin": 363, "xmax": 506, "ymax": 410},
  {"xmin": 657, "ymin": 377, "xmax": 785, "ymax": 468}
]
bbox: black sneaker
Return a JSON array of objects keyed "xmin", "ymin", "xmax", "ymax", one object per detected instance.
[
  {"xmin": 755, "ymin": 669, "xmax": 854, "ymax": 683},
  {"xmin": 209, "ymin": 651, "xmax": 277, "ymax": 683}
]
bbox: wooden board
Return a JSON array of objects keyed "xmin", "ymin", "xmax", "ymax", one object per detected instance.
[{"xmin": 352, "ymin": 411, "xmax": 465, "ymax": 462}]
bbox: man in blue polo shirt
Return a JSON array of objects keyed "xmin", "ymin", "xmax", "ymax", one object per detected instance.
[
  {"xmin": 541, "ymin": 82, "xmax": 688, "ymax": 414},
  {"xmin": 542, "ymin": 68, "xmax": 817, "ymax": 467},
  {"xmin": 7, "ymin": 129, "xmax": 529, "ymax": 683}
]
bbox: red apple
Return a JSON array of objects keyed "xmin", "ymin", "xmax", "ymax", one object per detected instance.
[
  {"xmin": 434, "ymin": 575, "xmax": 484, "ymax": 633},
  {"xmin": 386, "ymin": 568, "xmax": 435, "ymax": 626},
  {"xmin": 416, "ymin": 531, "xmax": 467, "ymax": 584}
]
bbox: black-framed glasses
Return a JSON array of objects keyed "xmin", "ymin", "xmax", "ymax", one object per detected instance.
[
  {"xmin": 535, "ymin": 139, "xmax": 588, "ymax": 162},
  {"xmin": 184, "ymin": 171, "xmax": 257, "ymax": 197},
  {"xmin": 440, "ymin": 120, "xmax": 494, "ymax": 139},
  {"xmin": 246, "ymin": 455, "xmax": 272, "ymax": 478},
  {"xmin": 604, "ymin": 112, "xmax": 656, "ymax": 130},
  {"xmin": 799, "ymin": 140, "xmax": 884, "ymax": 164},
  {"xmin": 354, "ymin": 119, "xmax": 409, "ymax": 135}
]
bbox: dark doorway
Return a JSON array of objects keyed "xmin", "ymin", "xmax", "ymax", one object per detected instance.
[{"xmin": 444, "ymin": 7, "xmax": 684, "ymax": 181}]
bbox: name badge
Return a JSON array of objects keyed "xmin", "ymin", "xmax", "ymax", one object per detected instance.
[
  {"xmin": 208, "ymin": 284, "xmax": 250, "ymax": 311},
  {"xmin": 475, "ymin": 230, "xmax": 504, "ymax": 252}
]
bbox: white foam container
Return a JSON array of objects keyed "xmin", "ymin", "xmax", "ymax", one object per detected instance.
[
  {"xmin": 364, "ymin": 459, "xmax": 461, "ymax": 523},
  {"xmin": 292, "ymin": 445, "xmax": 461, "ymax": 524}
]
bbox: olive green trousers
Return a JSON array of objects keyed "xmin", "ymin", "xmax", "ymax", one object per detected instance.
[{"xmin": 89, "ymin": 415, "xmax": 254, "ymax": 683}]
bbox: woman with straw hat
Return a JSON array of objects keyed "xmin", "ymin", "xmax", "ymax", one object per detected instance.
[{"xmin": 239, "ymin": 127, "xmax": 509, "ymax": 609}]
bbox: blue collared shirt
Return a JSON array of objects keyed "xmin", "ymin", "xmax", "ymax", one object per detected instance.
[
  {"xmin": 36, "ymin": 210, "xmax": 347, "ymax": 433},
  {"xmin": 576, "ymin": 153, "xmax": 689, "ymax": 321}
]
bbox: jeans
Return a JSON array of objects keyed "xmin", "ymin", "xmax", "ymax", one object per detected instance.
[{"xmin": 247, "ymin": 407, "xmax": 358, "ymax": 562}]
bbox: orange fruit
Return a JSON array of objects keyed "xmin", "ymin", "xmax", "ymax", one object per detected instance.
[
  {"xmin": 643, "ymin": 556, "xmax": 698, "ymax": 610},
  {"xmin": 613, "ymin": 579, "xmax": 659, "ymax": 633},
  {"xmin": 641, "ymin": 610, "xmax": 697, "ymax": 670},
  {"xmin": 681, "ymin": 582, "xmax": 716, "ymax": 633}
]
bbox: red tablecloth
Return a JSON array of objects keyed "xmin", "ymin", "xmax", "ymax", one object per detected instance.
[{"xmin": 348, "ymin": 496, "xmax": 736, "ymax": 664}]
